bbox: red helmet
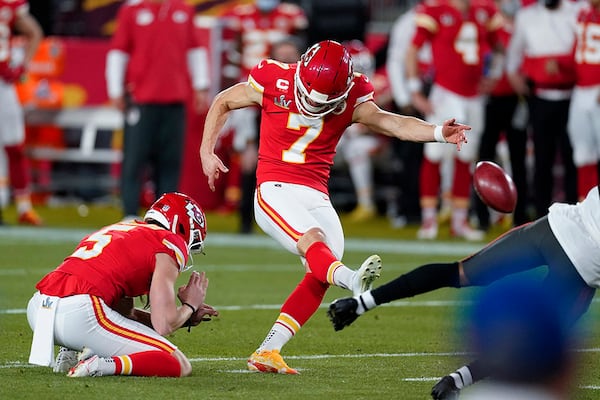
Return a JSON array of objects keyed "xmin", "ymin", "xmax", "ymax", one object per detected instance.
[
  {"xmin": 343, "ymin": 40, "xmax": 374, "ymax": 78},
  {"xmin": 144, "ymin": 192, "xmax": 207, "ymax": 256},
  {"xmin": 294, "ymin": 40, "xmax": 354, "ymax": 118}
]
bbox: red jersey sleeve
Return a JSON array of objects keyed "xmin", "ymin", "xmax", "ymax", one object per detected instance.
[{"xmin": 110, "ymin": 3, "xmax": 132, "ymax": 52}]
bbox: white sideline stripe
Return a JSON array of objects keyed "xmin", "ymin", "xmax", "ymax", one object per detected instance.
[
  {"xmin": 0, "ymin": 226, "xmax": 482, "ymax": 256},
  {"xmin": 0, "ymin": 300, "xmax": 469, "ymax": 315},
  {"xmin": 4, "ymin": 297, "xmax": 600, "ymax": 315},
  {"xmin": 403, "ymin": 377, "xmax": 440, "ymax": 382}
]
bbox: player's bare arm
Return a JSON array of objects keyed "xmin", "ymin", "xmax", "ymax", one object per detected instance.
[
  {"xmin": 14, "ymin": 12, "xmax": 43, "ymax": 66},
  {"xmin": 200, "ymin": 82, "xmax": 262, "ymax": 191},
  {"xmin": 353, "ymin": 100, "xmax": 470, "ymax": 151},
  {"xmin": 148, "ymin": 254, "xmax": 208, "ymax": 336}
]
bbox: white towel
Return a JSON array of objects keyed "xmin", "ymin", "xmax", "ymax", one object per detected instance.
[{"xmin": 28, "ymin": 295, "xmax": 59, "ymax": 366}]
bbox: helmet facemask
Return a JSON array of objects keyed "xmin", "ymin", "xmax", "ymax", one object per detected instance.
[{"xmin": 294, "ymin": 69, "xmax": 352, "ymax": 118}]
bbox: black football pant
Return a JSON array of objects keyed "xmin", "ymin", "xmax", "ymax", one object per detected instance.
[
  {"xmin": 475, "ymin": 94, "xmax": 528, "ymax": 227},
  {"xmin": 121, "ymin": 102, "xmax": 185, "ymax": 217}
]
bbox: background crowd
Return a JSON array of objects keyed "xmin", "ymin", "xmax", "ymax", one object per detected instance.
[{"xmin": 1, "ymin": 0, "xmax": 599, "ymax": 242}]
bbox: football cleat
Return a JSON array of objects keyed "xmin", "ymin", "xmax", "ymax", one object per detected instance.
[
  {"xmin": 450, "ymin": 223, "xmax": 484, "ymax": 242},
  {"xmin": 67, "ymin": 347, "xmax": 102, "ymax": 377},
  {"xmin": 431, "ymin": 375, "xmax": 460, "ymax": 400},
  {"xmin": 352, "ymin": 254, "xmax": 382, "ymax": 296},
  {"xmin": 53, "ymin": 347, "xmax": 78, "ymax": 373},
  {"xmin": 247, "ymin": 350, "xmax": 299, "ymax": 375},
  {"xmin": 18, "ymin": 209, "xmax": 43, "ymax": 226},
  {"xmin": 348, "ymin": 205, "xmax": 376, "ymax": 222},
  {"xmin": 327, "ymin": 297, "xmax": 359, "ymax": 331},
  {"xmin": 417, "ymin": 218, "xmax": 438, "ymax": 240}
]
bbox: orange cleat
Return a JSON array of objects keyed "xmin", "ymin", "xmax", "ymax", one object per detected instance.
[
  {"xmin": 18, "ymin": 209, "xmax": 43, "ymax": 226},
  {"xmin": 247, "ymin": 350, "xmax": 299, "ymax": 374}
]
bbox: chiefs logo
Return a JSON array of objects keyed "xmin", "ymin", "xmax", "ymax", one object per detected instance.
[
  {"xmin": 302, "ymin": 43, "xmax": 321, "ymax": 67},
  {"xmin": 186, "ymin": 202, "xmax": 205, "ymax": 228}
]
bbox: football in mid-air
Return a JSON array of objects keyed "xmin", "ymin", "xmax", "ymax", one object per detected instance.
[{"xmin": 473, "ymin": 161, "xmax": 517, "ymax": 213}]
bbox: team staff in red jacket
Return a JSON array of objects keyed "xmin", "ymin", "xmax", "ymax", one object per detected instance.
[{"xmin": 106, "ymin": 0, "xmax": 210, "ymax": 219}]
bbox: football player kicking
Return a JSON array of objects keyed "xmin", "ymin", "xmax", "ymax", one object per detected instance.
[
  {"xmin": 27, "ymin": 192, "xmax": 218, "ymax": 377},
  {"xmin": 328, "ymin": 185, "xmax": 600, "ymax": 398},
  {"xmin": 200, "ymin": 40, "xmax": 471, "ymax": 374}
]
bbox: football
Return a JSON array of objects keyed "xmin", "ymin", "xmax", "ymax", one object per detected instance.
[{"xmin": 473, "ymin": 161, "xmax": 517, "ymax": 213}]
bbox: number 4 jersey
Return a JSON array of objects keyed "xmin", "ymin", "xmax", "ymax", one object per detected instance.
[
  {"xmin": 412, "ymin": 0, "xmax": 503, "ymax": 97},
  {"xmin": 248, "ymin": 59, "xmax": 374, "ymax": 195}
]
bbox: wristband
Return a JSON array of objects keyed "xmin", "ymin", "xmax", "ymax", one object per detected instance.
[
  {"xmin": 434, "ymin": 125, "xmax": 446, "ymax": 143},
  {"xmin": 407, "ymin": 77, "xmax": 422, "ymax": 93},
  {"xmin": 182, "ymin": 302, "xmax": 197, "ymax": 314}
]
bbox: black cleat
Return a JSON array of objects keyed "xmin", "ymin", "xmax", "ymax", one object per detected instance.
[
  {"xmin": 431, "ymin": 376, "xmax": 460, "ymax": 400},
  {"xmin": 327, "ymin": 297, "xmax": 360, "ymax": 331}
]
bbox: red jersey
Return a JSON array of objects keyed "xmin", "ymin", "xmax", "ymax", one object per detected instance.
[
  {"xmin": 35, "ymin": 222, "xmax": 189, "ymax": 308},
  {"xmin": 248, "ymin": 59, "xmax": 374, "ymax": 194},
  {"xmin": 110, "ymin": 0, "xmax": 200, "ymax": 103},
  {"xmin": 413, "ymin": 0, "xmax": 503, "ymax": 97},
  {"xmin": 574, "ymin": 5, "xmax": 600, "ymax": 87},
  {"xmin": 0, "ymin": 0, "xmax": 28, "ymax": 68},
  {"xmin": 222, "ymin": 3, "xmax": 307, "ymax": 80}
]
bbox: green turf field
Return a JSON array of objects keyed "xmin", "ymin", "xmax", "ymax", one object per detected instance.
[{"xmin": 0, "ymin": 204, "xmax": 598, "ymax": 399}]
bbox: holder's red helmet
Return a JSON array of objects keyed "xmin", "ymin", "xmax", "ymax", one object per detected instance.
[{"xmin": 144, "ymin": 192, "xmax": 207, "ymax": 256}]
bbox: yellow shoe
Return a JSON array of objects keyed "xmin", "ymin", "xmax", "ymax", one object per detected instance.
[
  {"xmin": 348, "ymin": 205, "xmax": 376, "ymax": 222},
  {"xmin": 18, "ymin": 209, "xmax": 43, "ymax": 226},
  {"xmin": 247, "ymin": 350, "xmax": 299, "ymax": 374}
]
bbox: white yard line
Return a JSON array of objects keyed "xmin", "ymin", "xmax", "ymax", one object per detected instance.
[{"xmin": 0, "ymin": 226, "xmax": 482, "ymax": 256}]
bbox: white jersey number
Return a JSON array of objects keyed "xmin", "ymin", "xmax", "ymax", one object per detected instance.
[
  {"xmin": 454, "ymin": 22, "xmax": 480, "ymax": 65},
  {"xmin": 282, "ymin": 113, "xmax": 324, "ymax": 164},
  {"xmin": 575, "ymin": 23, "xmax": 600, "ymax": 65},
  {"xmin": 71, "ymin": 224, "xmax": 136, "ymax": 260}
]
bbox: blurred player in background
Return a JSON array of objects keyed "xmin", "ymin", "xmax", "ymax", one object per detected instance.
[
  {"xmin": 329, "ymin": 185, "xmax": 600, "ymax": 398},
  {"xmin": 27, "ymin": 192, "xmax": 218, "ymax": 378},
  {"xmin": 567, "ymin": 0, "xmax": 600, "ymax": 201},
  {"xmin": 220, "ymin": 0, "xmax": 307, "ymax": 89},
  {"xmin": 0, "ymin": 0, "xmax": 43, "ymax": 225},
  {"xmin": 406, "ymin": 0, "xmax": 504, "ymax": 241},
  {"xmin": 106, "ymin": 0, "xmax": 210, "ymax": 220},
  {"xmin": 201, "ymin": 40, "xmax": 470, "ymax": 374},
  {"xmin": 386, "ymin": 4, "xmax": 433, "ymax": 227}
]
